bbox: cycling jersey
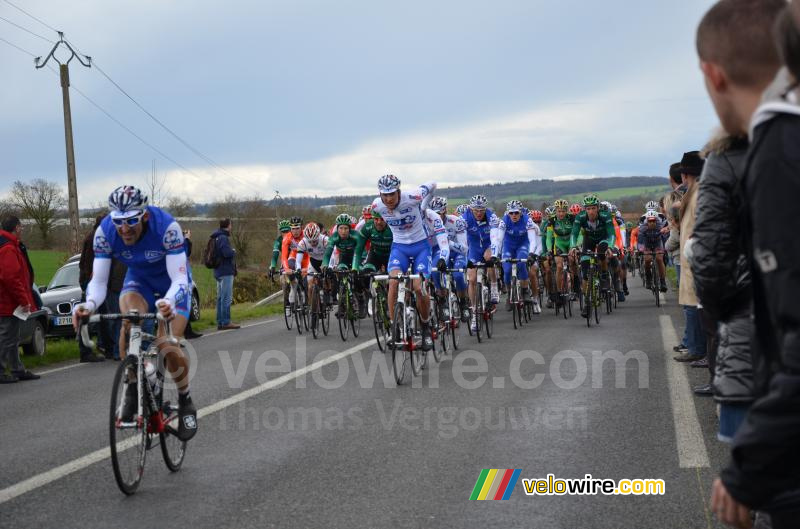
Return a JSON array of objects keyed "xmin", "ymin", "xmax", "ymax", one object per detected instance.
[
  {"xmin": 629, "ymin": 226, "xmax": 639, "ymax": 251},
  {"xmin": 637, "ymin": 218, "xmax": 668, "ymax": 253},
  {"xmin": 294, "ymin": 235, "xmax": 329, "ymax": 270},
  {"xmin": 87, "ymin": 206, "xmax": 189, "ymax": 317},
  {"xmin": 495, "ymin": 211, "xmax": 541, "ymax": 257},
  {"xmin": 356, "ymin": 220, "xmax": 393, "ymax": 259},
  {"xmin": 439, "ymin": 214, "xmax": 468, "ymax": 256},
  {"xmin": 461, "ymin": 207, "xmax": 500, "ymax": 263},
  {"xmin": 281, "ymin": 231, "xmax": 308, "ymax": 271},
  {"xmin": 322, "ymin": 231, "xmax": 365, "ymax": 270},
  {"xmin": 611, "ymin": 217, "xmax": 624, "ymax": 252},
  {"xmin": 370, "ymin": 182, "xmax": 436, "ymax": 245},
  {"xmin": 545, "ymin": 214, "xmax": 575, "ymax": 254},
  {"xmin": 571, "ymin": 210, "xmax": 616, "ymax": 249},
  {"xmin": 423, "ymin": 208, "xmax": 450, "ymax": 264}
]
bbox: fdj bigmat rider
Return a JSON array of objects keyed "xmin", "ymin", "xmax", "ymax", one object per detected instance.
[{"xmin": 73, "ymin": 186, "xmax": 198, "ymax": 442}]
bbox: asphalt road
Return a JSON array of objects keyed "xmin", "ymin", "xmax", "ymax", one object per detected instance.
[{"xmin": 0, "ymin": 280, "xmax": 731, "ymax": 528}]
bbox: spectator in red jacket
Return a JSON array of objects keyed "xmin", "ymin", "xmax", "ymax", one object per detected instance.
[{"xmin": 0, "ymin": 215, "xmax": 41, "ymax": 383}]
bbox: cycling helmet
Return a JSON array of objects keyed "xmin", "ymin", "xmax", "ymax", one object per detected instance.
[
  {"xmin": 583, "ymin": 194, "xmax": 599, "ymax": 206},
  {"xmin": 108, "ymin": 186, "xmax": 148, "ymax": 218},
  {"xmin": 506, "ymin": 199, "xmax": 523, "ymax": 213},
  {"xmin": 626, "ymin": 221, "xmax": 633, "ymax": 230},
  {"xmin": 371, "ymin": 209, "xmax": 382, "ymax": 219},
  {"xmin": 600, "ymin": 200, "xmax": 611, "ymax": 212},
  {"xmin": 429, "ymin": 196, "xmax": 448, "ymax": 213},
  {"xmin": 289, "ymin": 216, "xmax": 303, "ymax": 228},
  {"xmin": 610, "ymin": 204, "xmax": 618, "ymax": 215},
  {"xmin": 531, "ymin": 210, "xmax": 543, "ymax": 223},
  {"xmin": 469, "ymin": 194, "xmax": 488, "ymax": 208},
  {"xmin": 645, "ymin": 200, "xmax": 658, "ymax": 211},
  {"xmin": 455, "ymin": 204, "xmax": 469, "ymax": 215},
  {"xmin": 569, "ymin": 203, "xmax": 582, "ymax": 215},
  {"xmin": 544, "ymin": 206, "xmax": 555, "ymax": 217},
  {"xmin": 378, "ymin": 174, "xmax": 401, "ymax": 193},
  {"xmin": 303, "ymin": 222, "xmax": 320, "ymax": 241},
  {"xmin": 335, "ymin": 213, "xmax": 352, "ymax": 227},
  {"xmin": 348, "ymin": 214, "xmax": 357, "ymax": 225},
  {"xmin": 361, "ymin": 205, "xmax": 372, "ymax": 219},
  {"xmin": 645, "ymin": 209, "xmax": 658, "ymax": 221},
  {"xmin": 553, "ymin": 199, "xmax": 569, "ymax": 209},
  {"xmin": 278, "ymin": 219, "xmax": 291, "ymax": 233}
]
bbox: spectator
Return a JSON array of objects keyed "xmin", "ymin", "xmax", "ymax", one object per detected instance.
[
  {"xmin": 689, "ymin": 130, "xmax": 751, "ymax": 401},
  {"xmin": 78, "ymin": 215, "xmax": 108, "ymax": 363},
  {"xmin": 668, "ymin": 162, "xmax": 683, "ymax": 191},
  {"xmin": 673, "ymin": 151, "xmax": 706, "ymax": 365},
  {"xmin": 694, "ymin": 0, "xmax": 795, "ymax": 526},
  {"xmin": 212, "ymin": 218, "xmax": 240, "ymax": 330},
  {"xmin": 0, "ymin": 215, "xmax": 41, "ymax": 383},
  {"xmin": 182, "ymin": 229, "xmax": 202, "ymax": 340}
]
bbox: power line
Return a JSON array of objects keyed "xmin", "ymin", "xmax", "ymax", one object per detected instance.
[
  {"xmin": 1, "ymin": 0, "xmax": 59, "ymax": 34},
  {"xmin": 0, "ymin": 14, "xmax": 54, "ymax": 43},
  {"xmin": 0, "ymin": 35, "xmax": 36, "ymax": 57},
  {"xmin": 0, "ymin": 37, "xmax": 208, "ymax": 184}
]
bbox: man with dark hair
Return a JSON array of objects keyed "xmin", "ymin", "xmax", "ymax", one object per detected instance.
[
  {"xmin": 696, "ymin": 0, "xmax": 796, "ymax": 527},
  {"xmin": 669, "ymin": 162, "xmax": 683, "ymax": 190},
  {"xmin": 211, "ymin": 218, "xmax": 239, "ymax": 330},
  {"xmin": 0, "ymin": 216, "xmax": 40, "ymax": 383}
]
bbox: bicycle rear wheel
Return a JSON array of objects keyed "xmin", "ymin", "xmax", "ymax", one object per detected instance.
[
  {"xmin": 283, "ymin": 296, "xmax": 293, "ymax": 331},
  {"xmin": 110, "ymin": 356, "xmax": 147, "ymax": 495},
  {"xmin": 391, "ymin": 304, "xmax": 411, "ymax": 385},
  {"xmin": 474, "ymin": 289, "xmax": 483, "ymax": 343},
  {"xmin": 372, "ymin": 293, "xmax": 388, "ymax": 352},
  {"xmin": 158, "ymin": 367, "xmax": 187, "ymax": 472},
  {"xmin": 411, "ymin": 308, "xmax": 426, "ymax": 376}
]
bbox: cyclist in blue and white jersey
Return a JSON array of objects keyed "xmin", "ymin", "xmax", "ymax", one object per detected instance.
[
  {"xmin": 460, "ymin": 194, "xmax": 501, "ymax": 331},
  {"xmin": 370, "ymin": 174, "xmax": 437, "ymax": 350},
  {"xmin": 428, "ymin": 196, "xmax": 470, "ymax": 322},
  {"xmin": 494, "ymin": 200, "xmax": 542, "ymax": 314},
  {"xmin": 72, "ymin": 186, "xmax": 197, "ymax": 441}
]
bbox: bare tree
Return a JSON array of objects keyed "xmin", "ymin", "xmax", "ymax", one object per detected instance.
[
  {"xmin": 210, "ymin": 194, "xmax": 268, "ymax": 263},
  {"xmin": 0, "ymin": 198, "xmax": 19, "ymax": 221},
  {"xmin": 145, "ymin": 159, "xmax": 167, "ymax": 207},
  {"xmin": 10, "ymin": 179, "xmax": 66, "ymax": 247},
  {"xmin": 165, "ymin": 196, "xmax": 196, "ymax": 218}
]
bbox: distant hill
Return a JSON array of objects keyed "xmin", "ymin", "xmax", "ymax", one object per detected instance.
[{"xmin": 254, "ymin": 176, "xmax": 669, "ymax": 210}]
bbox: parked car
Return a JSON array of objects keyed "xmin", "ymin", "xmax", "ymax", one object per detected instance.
[
  {"xmin": 39, "ymin": 254, "xmax": 201, "ymax": 337},
  {"xmin": 19, "ymin": 285, "xmax": 48, "ymax": 356}
]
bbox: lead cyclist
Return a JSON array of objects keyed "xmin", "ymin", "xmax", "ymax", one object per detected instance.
[{"xmin": 73, "ymin": 186, "xmax": 198, "ymax": 442}]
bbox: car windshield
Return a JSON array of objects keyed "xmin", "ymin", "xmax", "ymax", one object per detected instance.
[{"xmin": 47, "ymin": 264, "xmax": 80, "ymax": 290}]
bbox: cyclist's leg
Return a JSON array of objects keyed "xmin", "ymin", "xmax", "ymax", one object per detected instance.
[
  {"xmin": 483, "ymin": 246, "xmax": 499, "ymax": 302},
  {"xmin": 387, "ymin": 243, "xmax": 410, "ymax": 323},
  {"xmin": 411, "ymin": 240, "xmax": 432, "ymax": 322},
  {"xmin": 555, "ymin": 255, "xmax": 565, "ymax": 292}
]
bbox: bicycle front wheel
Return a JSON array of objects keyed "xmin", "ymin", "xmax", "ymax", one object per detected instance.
[
  {"xmin": 372, "ymin": 294, "xmax": 388, "ymax": 352},
  {"xmin": 391, "ymin": 304, "xmax": 411, "ymax": 385},
  {"xmin": 110, "ymin": 356, "xmax": 147, "ymax": 495}
]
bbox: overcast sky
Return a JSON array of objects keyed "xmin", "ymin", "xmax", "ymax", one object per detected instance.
[{"xmin": 0, "ymin": 0, "xmax": 718, "ymax": 205}]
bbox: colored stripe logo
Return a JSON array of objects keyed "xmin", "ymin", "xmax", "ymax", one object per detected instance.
[{"xmin": 470, "ymin": 469, "xmax": 521, "ymax": 500}]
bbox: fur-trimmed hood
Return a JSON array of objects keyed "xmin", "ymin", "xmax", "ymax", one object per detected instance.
[{"xmin": 701, "ymin": 128, "xmax": 747, "ymax": 158}]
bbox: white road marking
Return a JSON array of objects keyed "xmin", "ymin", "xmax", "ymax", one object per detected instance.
[
  {"xmin": 659, "ymin": 314, "xmax": 710, "ymax": 468},
  {"xmin": 194, "ymin": 318, "xmax": 277, "ymax": 338},
  {"xmin": 0, "ymin": 337, "xmax": 377, "ymax": 505},
  {"xmin": 36, "ymin": 362, "xmax": 87, "ymax": 376}
]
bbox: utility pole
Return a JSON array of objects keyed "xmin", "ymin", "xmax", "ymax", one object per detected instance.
[
  {"xmin": 273, "ymin": 190, "xmax": 282, "ymax": 225},
  {"xmin": 35, "ymin": 33, "xmax": 91, "ymax": 253}
]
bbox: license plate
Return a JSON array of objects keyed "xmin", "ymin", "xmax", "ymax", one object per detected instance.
[{"xmin": 54, "ymin": 316, "xmax": 72, "ymax": 326}]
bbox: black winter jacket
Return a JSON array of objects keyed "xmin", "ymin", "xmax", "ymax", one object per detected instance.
[
  {"xmin": 720, "ymin": 73, "xmax": 800, "ymax": 510},
  {"xmin": 689, "ymin": 134, "xmax": 754, "ymax": 403}
]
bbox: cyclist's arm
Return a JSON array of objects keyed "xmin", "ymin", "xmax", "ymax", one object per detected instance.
[
  {"xmin": 83, "ymin": 225, "xmax": 112, "ymax": 311},
  {"xmin": 528, "ymin": 219, "xmax": 541, "ymax": 256},
  {"xmin": 605, "ymin": 217, "xmax": 616, "ymax": 247},
  {"xmin": 321, "ymin": 234, "xmax": 337, "ymax": 268},
  {"xmin": 351, "ymin": 232, "xmax": 366, "ymax": 271},
  {"xmin": 430, "ymin": 211, "xmax": 450, "ymax": 262},
  {"xmin": 451, "ymin": 218, "xmax": 469, "ymax": 256},
  {"xmin": 353, "ymin": 226, "xmax": 369, "ymax": 266},
  {"xmin": 413, "ymin": 181, "xmax": 437, "ymax": 210},
  {"xmin": 492, "ymin": 219, "xmax": 506, "ymax": 258},
  {"xmin": 158, "ymin": 222, "xmax": 189, "ymax": 310},
  {"xmin": 570, "ymin": 217, "xmax": 582, "ymax": 248},
  {"xmin": 280, "ymin": 233, "xmax": 293, "ymax": 271},
  {"xmin": 270, "ymin": 236, "xmax": 282, "ymax": 268}
]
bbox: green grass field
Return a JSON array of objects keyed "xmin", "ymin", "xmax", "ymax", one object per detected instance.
[{"xmin": 28, "ymin": 250, "xmax": 71, "ymax": 287}]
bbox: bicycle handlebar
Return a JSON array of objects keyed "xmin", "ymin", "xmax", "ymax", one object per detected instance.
[{"xmin": 77, "ymin": 312, "xmax": 177, "ymax": 350}]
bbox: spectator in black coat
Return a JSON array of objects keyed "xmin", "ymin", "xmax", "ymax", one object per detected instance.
[{"xmin": 696, "ymin": 0, "xmax": 798, "ymax": 526}]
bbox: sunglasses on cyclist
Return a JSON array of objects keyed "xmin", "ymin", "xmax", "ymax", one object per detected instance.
[
  {"xmin": 112, "ymin": 213, "xmax": 144, "ymax": 227},
  {"xmin": 508, "ymin": 210, "xmax": 521, "ymax": 215}
]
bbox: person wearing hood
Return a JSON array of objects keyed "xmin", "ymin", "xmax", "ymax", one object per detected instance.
[{"xmin": 696, "ymin": 0, "xmax": 800, "ymax": 527}]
